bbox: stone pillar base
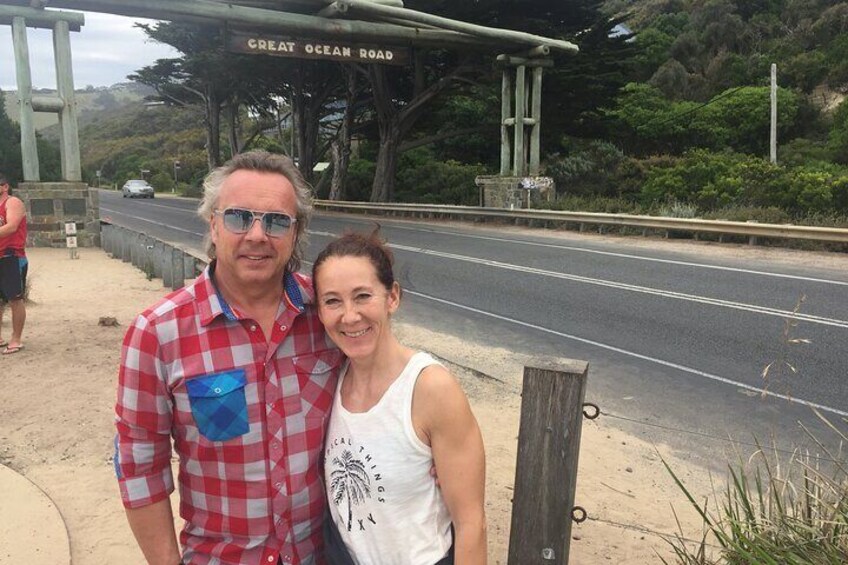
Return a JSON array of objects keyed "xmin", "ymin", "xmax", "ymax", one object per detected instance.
[{"xmin": 16, "ymin": 182, "xmax": 100, "ymax": 248}]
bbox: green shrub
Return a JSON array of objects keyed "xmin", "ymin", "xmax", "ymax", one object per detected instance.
[
  {"xmin": 662, "ymin": 418, "xmax": 848, "ymax": 564},
  {"xmin": 395, "ymin": 150, "xmax": 489, "ymax": 205}
]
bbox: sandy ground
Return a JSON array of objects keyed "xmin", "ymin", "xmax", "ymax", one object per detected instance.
[{"xmin": 0, "ymin": 243, "xmax": 803, "ymax": 564}]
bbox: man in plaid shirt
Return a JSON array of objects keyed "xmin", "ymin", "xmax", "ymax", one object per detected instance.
[{"xmin": 114, "ymin": 151, "xmax": 342, "ymax": 564}]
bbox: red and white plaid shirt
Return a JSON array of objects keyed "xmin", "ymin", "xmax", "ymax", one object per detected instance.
[{"xmin": 115, "ymin": 264, "xmax": 341, "ymax": 565}]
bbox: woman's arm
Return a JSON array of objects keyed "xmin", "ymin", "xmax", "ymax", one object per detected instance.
[{"xmin": 414, "ymin": 365, "xmax": 487, "ymax": 565}]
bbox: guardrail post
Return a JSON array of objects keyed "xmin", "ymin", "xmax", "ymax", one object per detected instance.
[
  {"xmin": 101, "ymin": 223, "xmax": 112, "ymax": 255},
  {"xmin": 507, "ymin": 360, "xmax": 589, "ymax": 565},
  {"xmin": 120, "ymin": 228, "xmax": 132, "ymax": 263},
  {"xmin": 162, "ymin": 244, "xmax": 174, "ymax": 289},
  {"xmin": 141, "ymin": 235, "xmax": 154, "ymax": 278},
  {"xmin": 184, "ymin": 254, "xmax": 198, "ymax": 280},
  {"xmin": 153, "ymin": 241, "xmax": 164, "ymax": 279},
  {"xmin": 131, "ymin": 233, "xmax": 142, "ymax": 268},
  {"xmin": 172, "ymin": 248, "xmax": 185, "ymax": 290}
]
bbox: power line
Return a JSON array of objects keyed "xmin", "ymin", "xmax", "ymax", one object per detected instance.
[{"xmin": 635, "ymin": 85, "xmax": 748, "ymax": 132}]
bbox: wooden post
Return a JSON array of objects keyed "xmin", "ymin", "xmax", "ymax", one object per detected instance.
[
  {"xmin": 508, "ymin": 360, "xmax": 589, "ymax": 565},
  {"xmin": 529, "ymin": 67, "xmax": 543, "ymax": 176},
  {"xmin": 513, "ymin": 65, "xmax": 526, "ymax": 177},
  {"xmin": 11, "ymin": 17, "xmax": 39, "ymax": 182},
  {"xmin": 53, "ymin": 19, "xmax": 82, "ymax": 181},
  {"xmin": 501, "ymin": 69, "xmax": 512, "ymax": 176}
]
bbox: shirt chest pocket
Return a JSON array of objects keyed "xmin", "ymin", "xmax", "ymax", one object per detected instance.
[
  {"xmin": 292, "ymin": 349, "xmax": 343, "ymax": 418},
  {"xmin": 185, "ymin": 369, "xmax": 250, "ymax": 442}
]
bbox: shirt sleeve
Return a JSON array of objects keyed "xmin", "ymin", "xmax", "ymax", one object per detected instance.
[{"xmin": 114, "ymin": 313, "xmax": 176, "ymax": 509}]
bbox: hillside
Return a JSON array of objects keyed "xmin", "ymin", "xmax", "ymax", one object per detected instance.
[{"xmin": 2, "ymin": 82, "xmax": 154, "ymax": 132}]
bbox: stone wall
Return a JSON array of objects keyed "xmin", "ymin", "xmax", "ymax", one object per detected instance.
[{"xmin": 16, "ymin": 182, "xmax": 100, "ymax": 247}]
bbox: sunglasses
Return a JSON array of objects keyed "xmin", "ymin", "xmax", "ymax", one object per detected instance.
[{"xmin": 214, "ymin": 207, "xmax": 297, "ymax": 238}]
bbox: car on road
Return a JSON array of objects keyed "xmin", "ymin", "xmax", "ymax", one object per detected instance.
[{"xmin": 122, "ymin": 179, "xmax": 155, "ymax": 199}]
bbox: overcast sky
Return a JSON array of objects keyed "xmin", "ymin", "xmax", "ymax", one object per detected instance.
[{"xmin": 0, "ymin": 13, "xmax": 179, "ymax": 91}]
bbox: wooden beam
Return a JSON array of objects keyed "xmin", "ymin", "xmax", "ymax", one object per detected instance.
[
  {"xmin": 0, "ymin": 5, "xmax": 84, "ymax": 31},
  {"xmin": 36, "ymin": 0, "xmax": 507, "ymax": 51},
  {"xmin": 500, "ymin": 69, "xmax": 512, "ymax": 176},
  {"xmin": 12, "ymin": 17, "xmax": 39, "ymax": 182},
  {"xmin": 529, "ymin": 67, "xmax": 543, "ymax": 176},
  {"xmin": 507, "ymin": 361, "xmax": 589, "ymax": 565},
  {"xmin": 31, "ymin": 94, "xmax": 65, "ymax": 112},
  {"xmin": 496, "ymin": 54, "xmax": 554, "ymax": 68},
  {"xmin": 54, "ymin": 19, "xmax": 82, "ymax": 181},
  {"xmin": 513, "ymin": 65, "xmax": 526, "ymax": 177},
  {"xmin": 338, "ymin": 0, "xmax": 578, "ymax": 53}
]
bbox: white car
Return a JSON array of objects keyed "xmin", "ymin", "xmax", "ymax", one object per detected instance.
[{"xmin": 122, "ymin": 179, "xmax": 155, "ymax": 199}]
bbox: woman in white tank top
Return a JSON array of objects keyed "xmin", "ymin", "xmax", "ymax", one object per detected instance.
[{"xmin": 312, "ymin": 230, "xmax": 487, "ymax": 565}]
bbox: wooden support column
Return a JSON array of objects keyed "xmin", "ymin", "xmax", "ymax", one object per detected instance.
[
  {"xmin": 529, "ymin": 66, "xmax": 543, "ymax": 176},
  {"xmin": 500, "ymin": 69, "xmax": 512, "ymax": 176},
  {"xmin": 508, "ymin": 360, "xmax": 589, "ymax": 565},
  {"xmin": 513, "ymin": 65, "xmax": 526, "ymax": 177},
  {"xmin": 12, "ymin": 16, "xmax": 39, "ymax": 181},
  {"xmin": 54, "ymin": 19, "xmax": 82, "ymax": 182}
]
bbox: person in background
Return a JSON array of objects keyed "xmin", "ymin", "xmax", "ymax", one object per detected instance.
[
  {"xmin": 0, "ymin": 172, "xmax": 28, "ymax": 355},
  {"xmin": 312, "ymin": 230, "xmax": 487, "ymax": 565},
  {"xmin": 114, "ymin": 151, "xmax": 342, "ymax": 565}
]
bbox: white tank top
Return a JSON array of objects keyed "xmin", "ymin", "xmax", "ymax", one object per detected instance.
[{"xmin": 323, "ymin": 352, "xmax": 452, "ymax": 565}]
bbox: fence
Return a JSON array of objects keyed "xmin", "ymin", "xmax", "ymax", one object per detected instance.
[
  {"xmin": 314, "ymin": 200, "xmax": 848, "ymax": 245},
  {"xmin": 100, "ymin": 222, "xmax": 205, "ymax": 289}
]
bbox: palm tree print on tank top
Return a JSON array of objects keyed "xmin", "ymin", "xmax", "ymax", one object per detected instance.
[{"xmin": 327, "ymin": 438, "xmax": 386, "ymax": 532}]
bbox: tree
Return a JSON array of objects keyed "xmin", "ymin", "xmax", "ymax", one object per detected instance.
[{"xmin": 0, "ymin": 90, "xmax": 22, "ymax": 184}]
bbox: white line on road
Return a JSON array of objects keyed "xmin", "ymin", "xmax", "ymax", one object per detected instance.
[
  {"xmin": 404, "ymin": 289, "xmax": 848, "ymax": 418},
  {"xmin": 321, "ymin": 217, "xmax": 848, "ymax": 287},
  {"xmin": 310, "ymin": 230, "xmax": 848, "ymax": 329},
  {"xmin": 100, "ymin": 207, "xmax": 206, "ymax": 237}
]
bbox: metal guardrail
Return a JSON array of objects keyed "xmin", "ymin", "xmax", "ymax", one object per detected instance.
[
  {"xmin": 314, "ymin": 200, "xmax": 848, "ymax": 244},
  {"xmin": 100, "ymin": 221, "xmax": 207, "ymax": 290}
]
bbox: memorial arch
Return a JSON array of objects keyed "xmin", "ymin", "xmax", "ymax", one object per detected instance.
[{"xmin": 0, "ymin": 0, "xmax": 577, "ymax": 245}]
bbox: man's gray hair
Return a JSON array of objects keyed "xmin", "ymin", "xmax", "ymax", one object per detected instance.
[{"xmin": 198, "ymin": 151, "xmax": 313, "ymax": 273}]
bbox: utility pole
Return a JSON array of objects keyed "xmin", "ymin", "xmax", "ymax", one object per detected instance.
[{"xmin": 770, "ymin": 63, "xmax": 777, "ymax": 164}]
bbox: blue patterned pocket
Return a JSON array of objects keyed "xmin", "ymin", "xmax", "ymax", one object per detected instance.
[{"xmin": 185, "ymin": 369, "xmax": 249, "ymax": 441}]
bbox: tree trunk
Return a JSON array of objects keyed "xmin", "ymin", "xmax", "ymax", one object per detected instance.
[
  {"xmin": 371, "ymin": 118, "xmax": 402, "ymax": 202},
  {"xmin": 205, "ymin": 85, "xmax": 221, "ymax": 170},
  {"xmin": 329, "ymin": 66, "xmax": 356, "ymax": 201},
  {"xmin": 226, "ymin": 99, "xmax": 240, "ymax": 158}
]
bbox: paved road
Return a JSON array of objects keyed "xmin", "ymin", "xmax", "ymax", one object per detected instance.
[{"xmin": 99, "ymin": 190, "xmax": 848, "ymax": 467}]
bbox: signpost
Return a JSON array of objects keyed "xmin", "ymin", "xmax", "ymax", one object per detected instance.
[{"xmin": 65, "ymin": 221, "xmax": 78, "ymax": 259}]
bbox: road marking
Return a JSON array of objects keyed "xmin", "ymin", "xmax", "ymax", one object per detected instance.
[
  {"xmin": 317, "ymin": 217, "xmax": 848, "ymax": 287},
  {"xmin": 310, "ymin": 230, "xmax": 848, "ymax": 329},
  {"xmin": 404, "ymin": 289, "xmax": 848, "ymax": 418},
  {"xmin": 100, "ymin": 207, "xmax": 206, "ymax": 237}
]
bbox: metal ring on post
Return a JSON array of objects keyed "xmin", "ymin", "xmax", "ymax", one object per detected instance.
[
  {"xmin": 571, "ymin": 506, "xmax": 587, "ymax": 524},
  {"xmin": 582, "ymin": 402, "xmax": 600, "ymax": 420}
]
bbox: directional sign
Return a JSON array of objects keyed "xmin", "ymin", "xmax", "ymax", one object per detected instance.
[{"xmin": 228, "ymin": 30, "xmax": 409, "ymax": 66}]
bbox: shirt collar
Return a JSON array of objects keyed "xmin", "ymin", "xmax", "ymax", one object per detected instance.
[{"xmin": 197, "ymin": 261, "xmax": 310, "ymax": 326}]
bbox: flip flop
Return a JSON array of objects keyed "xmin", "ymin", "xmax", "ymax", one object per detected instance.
[{"xmin": 2, "ymin": 345, "xmax": 23, "ymax": 355}]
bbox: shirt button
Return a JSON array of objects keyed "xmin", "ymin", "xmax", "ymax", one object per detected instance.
[
  {"xmin": 250, "ymin": 324, "xmax": 257, "ymax": 331},
  {"xmin": 275, "ymin": 482, "xmax": 282, "ymax": 488},
  {"xmin": 267, "ymin": 556, "xmax": 275, "ymax": 563},
  {"xmin": 271, "ymin": 443, "xmax": 279, "ymax": 450},
  {"xmin": 280, "ymin": 324, "xmax": 287, "ymax": 331}
]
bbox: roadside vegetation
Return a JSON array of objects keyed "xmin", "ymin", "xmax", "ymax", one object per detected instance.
[{"xmin": 661, "ymin": 414, "xmax": 848, "ymax": 564}]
